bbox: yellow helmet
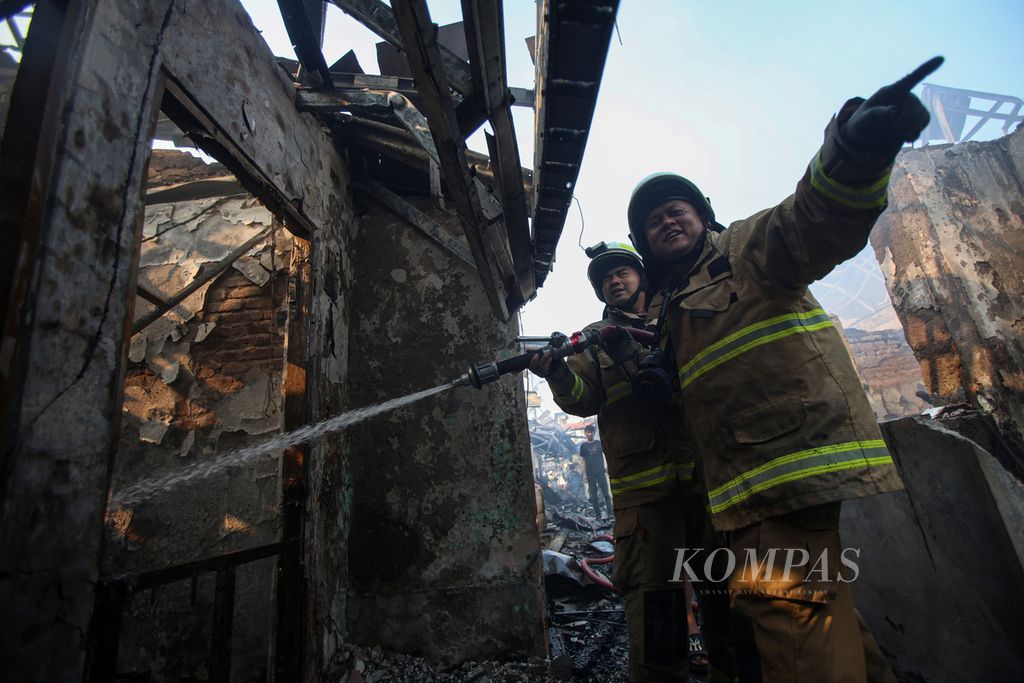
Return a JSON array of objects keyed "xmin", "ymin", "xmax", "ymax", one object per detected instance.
[{"xmin": 585, "ymin": 241, "xmax": 645, "ymax": 302}]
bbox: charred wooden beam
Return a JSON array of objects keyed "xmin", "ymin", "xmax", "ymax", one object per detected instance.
[
  {"xmin": 275, "ymin": 242, "xmax": 310, "ymax": 682},
  {"xmin": 329, "ymin": 0, "xmax": 474, "ymax": 97},
  {"xmin": 291, "ymin": 74, "xmax": 534, "ymax": 110},
  {"xmin": 132, "ymin": 227, "xmax": 272, "ymax": 335},
  {"xmin": 144, "ymin": 178, "xmax": 245, "ymax": 205},
  {"xmin": 355, "ymin": 179, "xmax": 475, "ymax": 268},
  {"xmin": 160, "ymin": 78, "xmax": 316, "ymax": 239},
  {"xmin": 0, "ymin": 1, "xmax": 30, "ymax": 22},
  {"xmin": 463, "ymin": 0, "xmax": 535, "ymax": 302},
  {"xmin": 295, "ymin": 88, "xmax": 393, "ymax": 115},
  {"xmin": 101, "ymin": 539, "xmax": 300, "ymax": 592},
  {"xmin": 209, "ymin": 567, "xmax": 236, "ymax": 683},
  {"xmin": 278, "ymin": 0, "xmax": 333, "ymax": 88},
  {"xmin": 332, "ymin": 115, "xmax": 533, "ymax": 195},
  {"xmin": 390, "ymin": 0, "xmax": 512, "ymax": 319},
  {"xmin": 135, "ymin": 284, "xmax": 169, "ymax": 309}
]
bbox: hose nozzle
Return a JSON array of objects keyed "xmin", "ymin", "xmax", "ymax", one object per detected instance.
[{"xmin": 455, "ymin": 362, "xmax": 503, "ymax": 389}]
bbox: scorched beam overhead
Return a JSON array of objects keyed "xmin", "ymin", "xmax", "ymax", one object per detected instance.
[
  {"xmin": 531, "ymin": 0, "xmax": 619, "ymax": 286},
  {"xmin": 277, "ymin": 0, "xmax": 333, "ymax": 88},
  {"xmin": 462, "ymin": 0, "xmax": 535, "ymax": 304}
]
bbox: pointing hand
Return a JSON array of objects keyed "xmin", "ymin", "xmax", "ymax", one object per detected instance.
[{"xmin": 843, "ymin": 56, "xmax": 944, "ymax": 154}]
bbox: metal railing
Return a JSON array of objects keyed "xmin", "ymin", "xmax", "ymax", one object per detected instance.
[
  {"xmin": 920, "ymin": 83, "xmax": 1024, "ymax": 144},
  {"xmin": 87, "ymin": 538, "xmax": 300, "ymax": 683}
]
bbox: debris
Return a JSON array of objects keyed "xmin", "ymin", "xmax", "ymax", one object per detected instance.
[
  {"xmin": 332, "ymin": 642, "xmax": 548, "ymax": 682},
  {"xmin": 542, "ymin": 550, "xmax": 590, "ymax": 586},
  {"xmin": 547, "ymin": 507, "xmax": 596, "ymax": 534},
  {"xmin": 232, "ymin": 254, "xmax": 271, "ymax": 286},
  {"xmin": 194, "ymin": 322, "xmax": 216, "ymax": 343},
  {"xmin": 544, "ymin": 521, "xmax": 628, "ymax": 682}
]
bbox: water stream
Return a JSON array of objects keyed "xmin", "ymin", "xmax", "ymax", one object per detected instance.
[{"xmin": 110, "ymin": 382, "xmax": 457, "ymax": 506}]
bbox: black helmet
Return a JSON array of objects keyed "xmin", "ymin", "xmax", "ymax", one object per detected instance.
[{"xmin": 626, "ymin": 173, "xmax": 715, "ymax": 259}]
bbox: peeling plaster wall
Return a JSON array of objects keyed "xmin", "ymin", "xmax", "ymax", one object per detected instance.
[
  {"xmin": 871, "ymin": 128, "xmax": 1024, "ymax": 461},
  {"xmin": 340, "ymin": 195, "xmax": 546, "ymax": 669},
  {"xmin": 105, "ymin": 162, "xmax": 292, "ymax": 680}
]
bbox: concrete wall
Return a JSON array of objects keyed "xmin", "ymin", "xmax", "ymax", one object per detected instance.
[
  {"xmin": 339, "ymin": 193, "xmax": 546, "ymax": 669},
  {"xmin": 843, "ymin": 415, "xmax": 1024, "ymax": 682},
  {"xmin": 871, "ymin": 129, "xmax": 1024, "ymax": 460}
]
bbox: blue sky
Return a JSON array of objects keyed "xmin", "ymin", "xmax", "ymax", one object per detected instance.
[{"xmin": 236, "ymin": 0, "xmax": 1023, "ymax": 342}]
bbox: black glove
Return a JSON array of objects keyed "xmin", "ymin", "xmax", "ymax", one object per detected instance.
[
  {"xmin": 842, "ymin": 56, "xmax": 944, "ymax": 155},
  {"xmin": 527, "ymin": 348, "xmax": 570, "ymax": 380},
  {"xmin": 602, "ymin": 325, "xmax": 637, "ymax": 363}
]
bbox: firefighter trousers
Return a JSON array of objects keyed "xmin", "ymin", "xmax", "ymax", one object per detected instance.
[
  {"xmin": 613, "ymin": 491, "xmax": 712, "ymax": 682},
  {"xmin": 726, "ymin": 502, "xmax": 897, "ymax": 683}
]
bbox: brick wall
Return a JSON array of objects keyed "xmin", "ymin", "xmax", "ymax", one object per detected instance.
[{"xmin": 193, "ymin": 269, "xmax": 287, "ymax": 378}]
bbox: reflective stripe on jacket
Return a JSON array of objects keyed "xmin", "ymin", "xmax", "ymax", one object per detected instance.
[
  {"xmin": 547, "ymin": 308, "xmax": 698, "ymax": 509},
  {"xmin": 649, "ymin": 107, "xmax": 904, "ymax": 531}
]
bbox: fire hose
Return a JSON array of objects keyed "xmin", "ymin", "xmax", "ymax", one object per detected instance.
[
  {"xmin": 453, "ymin": 326, "xmax": 655, "ymax": 389},
  {"xmin": 580, "ymin": 533, "xmax": 620, "ymax": 593}
]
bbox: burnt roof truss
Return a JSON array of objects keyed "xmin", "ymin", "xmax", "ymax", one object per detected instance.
[
  {"xmin": 277, "ymin": 0, "xmax": 333, "ymax": 88},
  {"xmin": 288, "ymin": 0, "xmax": 618, "ymax": 317}
]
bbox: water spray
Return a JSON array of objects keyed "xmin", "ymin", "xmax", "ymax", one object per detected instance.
[{"xmin": 110, "ymin": 326, "xmax": 655, "ymax": 506}]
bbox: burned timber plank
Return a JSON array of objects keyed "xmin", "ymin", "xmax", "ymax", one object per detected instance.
[
  {"xmin": 329, "ymin": 0, "xmax": 474, "ymax": 96},
  {"xmin": 531, "ymin": 0, "xmax": 619, "ymax": 286},
  {"xmin": 277, "ymin": 0, "xmax": 333, "ymax": 88},
  {"xmin": 354, "ymin": 179, "xmax": 476, "ymax": 268},
  {"xmin": 463, "ymin": 0, "xmax": 535, "ymax": 303}
]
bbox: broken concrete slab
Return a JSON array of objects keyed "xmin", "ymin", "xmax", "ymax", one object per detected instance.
[{"xmin": 842, "ymin": 415, "xmax": 1024, "ymax": 681}]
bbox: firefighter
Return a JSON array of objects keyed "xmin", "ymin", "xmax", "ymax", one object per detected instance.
[
  {"xmin": 624, "ymin": 58, "xmax": 944, "ymax": 683},
  {"xmin": 529, "ymin": 241, "xmax": 714, "ymax": 681}
]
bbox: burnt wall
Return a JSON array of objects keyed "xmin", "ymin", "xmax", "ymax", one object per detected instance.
[
  {"xmin": 871, "ymin": 128, "xmax": 1024, "ymax": 461},
  {"xmin": 340, "ymin": 193, "xmax": 546, "ymax": 669},
  {"xmin": 0, "ymin": 0, "xmax": 352, "ymax": 679}
]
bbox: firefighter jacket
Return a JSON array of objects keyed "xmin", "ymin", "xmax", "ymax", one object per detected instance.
[
  {"xmin": 546, "ymin": 307, "xmax": 698, "ymax": 509},
  {"xmin": 648, "ymin": 105, "xmax": 905, "ymax": 531}
]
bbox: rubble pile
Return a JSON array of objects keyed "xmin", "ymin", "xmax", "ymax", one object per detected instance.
[
  {"xmin": 540, "ymin": 497, "xmax": 628, "ymax": 682},
  {"xmin": 333, "ymin": 644, "xmax": 548, "ymax": 683}
]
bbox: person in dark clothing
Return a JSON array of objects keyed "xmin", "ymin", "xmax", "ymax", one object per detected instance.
[{"xmin": 580, "ymin": 424, "xmax": 613, "ymax": 518}]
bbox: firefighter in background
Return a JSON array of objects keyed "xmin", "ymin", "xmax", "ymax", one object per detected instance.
[
  {"xmin": 529, "ymin": 241, "xmax": 713, "ymax": 681},
  {"xmin": 625, "ymin": 58, "xmax": 944, "ymax": 682},
  {"xmin": 579, "ymin": 423, "xmax": 612, "ymax": 518}
]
